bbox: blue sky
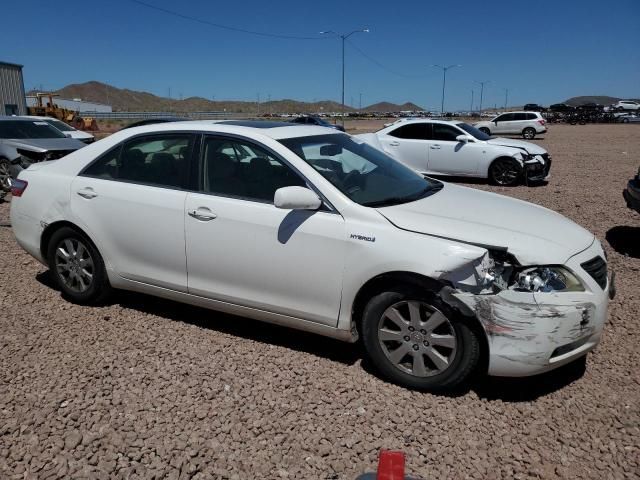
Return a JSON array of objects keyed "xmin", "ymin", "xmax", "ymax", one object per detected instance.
[{"xmin": 2, "ymin": 0, "xmax": 639, "ymax": 110}]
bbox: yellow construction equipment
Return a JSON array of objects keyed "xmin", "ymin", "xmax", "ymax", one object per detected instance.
[{"xmin": 26, "ymin": 93, "xmax": 98, "ymax": 131}]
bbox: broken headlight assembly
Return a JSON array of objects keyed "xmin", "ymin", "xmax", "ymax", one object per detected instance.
[{"xmin": 514, "ymin": 266, "xmax": 584, "ymax": 293}]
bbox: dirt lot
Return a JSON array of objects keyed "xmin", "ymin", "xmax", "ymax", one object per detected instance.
[{"xmin": 0, "ymin": 124, "xmax": 639, "ymax": 479}]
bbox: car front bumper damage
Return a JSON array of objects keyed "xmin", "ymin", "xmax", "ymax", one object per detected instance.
[{"xmin": 439, "ymin": 242, "xmax": 612, "ymax": 377}]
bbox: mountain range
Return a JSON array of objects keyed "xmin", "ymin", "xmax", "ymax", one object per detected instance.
[{"xmin": 52, "ymin": 81, "xmax": 423, "ymax": 113}]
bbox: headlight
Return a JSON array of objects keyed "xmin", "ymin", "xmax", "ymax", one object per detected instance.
[{"xmin": 515, "ymin": 266, "xmax": 584, "ymax": 293}]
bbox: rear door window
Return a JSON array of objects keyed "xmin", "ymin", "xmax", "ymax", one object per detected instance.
[
  {"xmin": 513, "ymin": 113, "xmax": 527, "ymax": 121},
  {"xmin": 82, "ymin": 134, "xmax": 194, "ymax": 189},
  {"xmin": 388, "ymin": 123, "xmax": 431, "ymax": 140},
  {"xmin": 526, "ymin": 113, "xmax": 538, "ymax": 120}
]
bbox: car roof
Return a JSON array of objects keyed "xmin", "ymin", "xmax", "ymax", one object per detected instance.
[
  {"xmin": 384, "ymin": 118, "xmax": 466, "ymax": 127},
  {"xmin": 119, "ymin": 119, "xmax": 341, "ymax": 140}
]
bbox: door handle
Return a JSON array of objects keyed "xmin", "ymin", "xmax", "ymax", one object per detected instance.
[
  {"xmin": 77, "ymin": 188, "xmax": 97, "ymax": 199},
  {"xmin": 430, "ymin": 145, "xmax": 441, "ymax": 149},
  {"xmin": 388, "ymin": 141, "xmax": 400, "ymax": 146},
  {"xmin": 188, "ymin": 208, "xmax": 217, "ymax": 221}
]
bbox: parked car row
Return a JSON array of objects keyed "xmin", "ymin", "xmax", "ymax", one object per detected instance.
[{"xmin": 9, "ymin": 119, "xmax": 613, "ymax": 392}]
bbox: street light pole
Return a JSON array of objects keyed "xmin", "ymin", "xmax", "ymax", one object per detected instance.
[
  {"xmin": 470, "ymin": 89, "xmax": 474, "ymax": 113},
  {"xmin": 475, "ymin": 80, "xmax": 490, "ymax": 114},
  {"xmin": 503, "ymin": 88, "xmax": 509, "ymax": 111},
  {"xmin": 431, "ymin": 64, "xmax": 461, "ymax": 115},
  {"xmin": 321, "ymin": 28, "xmax": 370, "ymax": 125}
]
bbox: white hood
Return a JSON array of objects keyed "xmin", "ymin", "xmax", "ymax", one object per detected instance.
[
  {"xmin": 485, "ymin": 137, "xmax": 547, "ymax": 155},
  {"xmin": 376, "ymin": 183, "xmax": 593, "ymax": 265}
]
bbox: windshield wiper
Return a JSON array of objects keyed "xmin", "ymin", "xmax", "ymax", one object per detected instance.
[{"xmin": 362, "ymin": 184, "xmax": 442, "ymax": 207}]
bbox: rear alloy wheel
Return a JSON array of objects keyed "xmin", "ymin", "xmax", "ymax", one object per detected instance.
[
  {"xmin": 361, "ymin": 290, "xmax": 480, "ymax": 392},
  {"xmin": 0, "ymin": 158, "xmax": 11, "ymax": 192},
  {"xmin": 522, "ymin": 127, "xmax": 536, "ymax": 139},
  {"xmin": 47, "ymin": 227, "xmax": 111, "ymax": 304},
  {"xmin": 479, "ymin": 127, "xmax": 491, "ymax": 135},
  {"xmin": 489, "ymin": 158, "xmax": 522, "ymax": 186}
]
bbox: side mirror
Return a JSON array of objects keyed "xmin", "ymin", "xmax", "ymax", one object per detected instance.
[
  {"xmin": 274, "ymin": 186, "xmax": 322, "ymax": 210},
  {"xmin": 456, "ymin": 134, "xmax": 469, "ymax": 143}
]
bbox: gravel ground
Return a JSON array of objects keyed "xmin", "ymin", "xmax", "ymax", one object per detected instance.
[{"xmin": 0, "ymin": 124, "xmax": 638, "ymax": 479}]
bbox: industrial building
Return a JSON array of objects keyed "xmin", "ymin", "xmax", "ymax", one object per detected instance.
[
  {"xmin": 26, "ymin": 96, "xmax": 112, "ymax": 114},
  {"xmin": 0, "ymin": 61, "xmax": 27, "ymax": 115}
]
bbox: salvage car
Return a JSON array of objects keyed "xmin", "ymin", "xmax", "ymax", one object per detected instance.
[
  {"xmin": 26, "ymin": 116, "xmax": 95, "ymax": 144},
  {"xmin": 10, "ymin": 120, "xmax": 613, "ymax": 391},
  {"xmin": 474, "ymin": 111, "xmax": 547, "ymax": 139},
  {"xmin": 624, "ymin": 166, "xmax": 640, "ymax": 214},
  {"xmin": 0, "ymin": 118, "xmax": 87, "ymax": 194},
  {"xmin": 359, "ymin": 119, "xmax": 550, "ymax": 186}
]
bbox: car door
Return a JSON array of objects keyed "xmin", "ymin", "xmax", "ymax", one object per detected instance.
[
  {"xmin": 377, "ymin": 123, "xmax": 430, "ymax": 173},
  {"xmin": 184, "ymin": 135, "xmax": 347, "ymax": 326},
  {"xmin": 492, "ymin": 113, "xmax": 514, "ymax": 134},
  {"xmin": 426, "ymin": 124, "xmax": 480, "ymax": 175},
  {"xmin": 71, "ymin": 132, "xmax": 195, "ymax": 292}
]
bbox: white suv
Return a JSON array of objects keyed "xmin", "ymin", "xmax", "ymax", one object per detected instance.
[
  {"xmin": 614, "ymin": 100, "xmax": 640, "ymax": 111},
  {"xmin": 10, "ymin": 120, "xmax": 612, "ymax": 392},
  {"xmin": 474, "ymin": 111, "xmax": 547, "ymax": 139}
]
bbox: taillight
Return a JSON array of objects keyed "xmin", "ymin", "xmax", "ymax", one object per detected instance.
[
  {"xmin": 538, "ymin": 119, "xmax": 545, "ymax": 125},
  {"xmin": 10, "ymin": 178, "xmax": 28, "ymax": 197}
]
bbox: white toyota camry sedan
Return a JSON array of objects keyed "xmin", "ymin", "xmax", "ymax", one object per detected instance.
[
  {"xmin": 359, "ymin": 119, "xmax": 551, "ymax": 186},
  {"xmin": 10, "ymin": 120, "xmax": 613, "ymax": 391}
]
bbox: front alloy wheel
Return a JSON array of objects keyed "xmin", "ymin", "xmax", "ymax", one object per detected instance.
[
  {"xmin": 489, "ymin": 158, "xmax": 521, "ymax": 186},
  {"xmin": 378, "ymin": 300, "xmax": 457, "ymax": 377},
  {"xmin": 361, "ymin": 289, "xmax": 480, "ymax": 391}
]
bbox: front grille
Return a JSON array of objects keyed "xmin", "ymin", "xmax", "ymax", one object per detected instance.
[{"xmin": 581, "ymin": 256, "xmax": 607, "ymax": 290}]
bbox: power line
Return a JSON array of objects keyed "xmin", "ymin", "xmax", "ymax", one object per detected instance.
[
  {"xmin": 130, "ymin": 0, "xmax": 327, "ymax": 40},
  {"xmin": 346, "ymin": 40, "xmax": 428, "ymax": 79}
]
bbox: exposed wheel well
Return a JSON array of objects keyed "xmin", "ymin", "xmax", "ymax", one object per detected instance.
[
  {"xmin": 351, "ymin": 272, "xmax": 445, "ymax": 333},
  {"xmin": 351, "ymin": 271, "xmax": 489, "ymax": 373},
  {"xmin": 40, "ymin": 221, "xmax": 95, "ymax": 261}
]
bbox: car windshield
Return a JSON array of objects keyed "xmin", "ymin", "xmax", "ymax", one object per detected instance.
[
  {"xmin": 279, "ymin": 133, "xmax": 442, "ymax": 207},
  {"xmin": 0, "ymin": 120, "xmax": 67, "ymax": 139},
  {"xmin": 44, "ymin": 119, "xmax": 74, "ymax": 132},
  {"xmin": 456, "ymin": 122, "xmax": 491, "ymax": 140}
]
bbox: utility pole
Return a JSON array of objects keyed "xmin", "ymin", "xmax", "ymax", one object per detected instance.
[
  {"xmin": 470, "ymin": 89, "xmax": 474, "ymax": 113},
  {"xmin": 359, "ymin": 92, "xmax": 362, "ymax": 110},
  {"xmin": 503, "ymin": 88, "xmax": 509, "ymax": 111},
  {"xmin": 320, "ymin": 28, "xmax": 370, "ymax": 126},
  {"xmin": 431, "ymin": 64, "xmax": 461, "ymax": 115},
  {"xmin": 475, "ymin": 80, "xmax": 490, "ymax": 114}
]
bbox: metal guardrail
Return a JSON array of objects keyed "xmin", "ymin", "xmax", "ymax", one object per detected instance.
[{"xmin": 79, "ymin": 111, "xmax": 246, "ymax": 120}]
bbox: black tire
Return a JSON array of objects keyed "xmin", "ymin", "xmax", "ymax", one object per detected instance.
[
  {"xmin": 478, "ymin": 127, "xmax": 491, "ymax": 135},
  {"xmin": 360, "ymin": 288, "xmax": 481, "ymax": 392},
  {"xmin": 622, "ymin": 118, "xmax": 629, "ymax": 123},
  {"xmin": 489, "ymin": 157, "xmax": 522, "ymax": 186},
  {"xmin": 0, "ymin": 157, "xmax": 11, "ymax": 192},
  {"xmin": 522, "ymin": 127, "xmax": 536, "ymax": 139},
  {"xmin": 46, "ymin": 226, "xmax": 112, "ymax": 304}
]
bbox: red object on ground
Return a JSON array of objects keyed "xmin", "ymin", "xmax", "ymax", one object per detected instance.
[{"xmin": 377, "ymin": 450, "xmax": 405, "ymax": 480}]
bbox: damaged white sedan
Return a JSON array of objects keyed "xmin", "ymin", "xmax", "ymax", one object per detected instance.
[{"xmin": 10, "ymin": 121, "xmax": 613, "ymax": 392}]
